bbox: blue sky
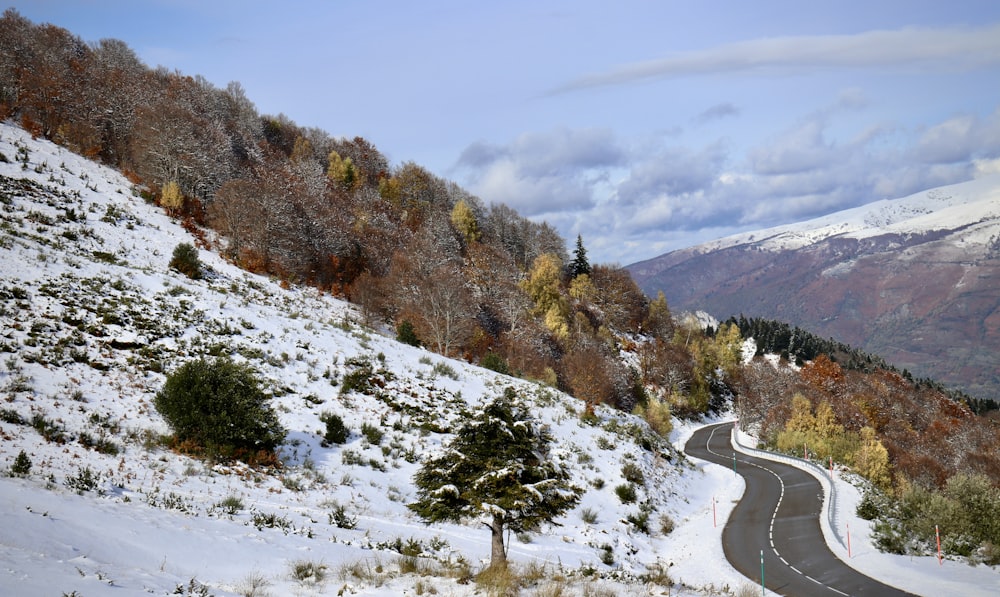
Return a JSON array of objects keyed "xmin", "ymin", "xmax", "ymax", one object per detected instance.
[{"xmin": 10, "ymin": 1, "xmax": 1000, "ymax": 265}]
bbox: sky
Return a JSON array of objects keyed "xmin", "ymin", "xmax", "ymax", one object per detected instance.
[{"xmin": 9, "ymin": 0, "xmax": 1000, "ymax": 265}]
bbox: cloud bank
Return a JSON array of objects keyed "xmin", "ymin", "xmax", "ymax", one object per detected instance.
[
  {"xmin": 455, "ymin": 104, "xmax": 1000, "ymax": 265},
  {"xmin": 552, "ymin": 24, "xmax": 1000, "ymax": 93}
]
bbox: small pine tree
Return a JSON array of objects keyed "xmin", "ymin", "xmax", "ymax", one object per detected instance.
[
  {"xmin": 320, "ymin": 411, "xmax": 349, "ymax": 446},
  {"xmin": 10, "ymin": 450, "xmax": 31, "ymax": 476},
  {"xmin": 396, "ymin": 320, "xmax": 420, "ymax": 347},
  {"xmin": 409, "ymin": 387, "xmax": 581, "ymax": 570},
  {"xmin": 569, "ymin": 234, "xmax": 591, "ymax": 278},
  {"xmin": 169, "ymin": 242, "xmax": 203, "ymax": 279}
]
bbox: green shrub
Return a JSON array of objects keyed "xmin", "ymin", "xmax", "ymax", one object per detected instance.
[
  {"xmin": 480, "ymin": 352, "xmax": 509, "ymax": 375},
  {"xmin": 290, "ymin": 559, "xmax": 327, "ymax": 585},
  {"xmin": 320, "ymin": 411, "xmax": 348, "ymax": 445},
  {"xmin": 0, "ymin": 408, "xmax": 25, "ymax": 425},
  {"xmin": 65, "ymin": 466, "xmax": 100, "ymax": 494},
  {"xmin": 599, "ymin": 543, "xmax": 614, "ymax": 565},
  {"xmin": 31, "ymin": 413, "xmax": 66, "ymax": 444},
  {"xmin": 396, "ymin": 320, "xmax": 420, "ymax": 346},
  {"xmin": 154, "ymin": 357, "xmax": 285, "ymax": 460},
  {"xmin": 216, "ymin": 495, "xmax": 244, "ymax": 515},
  {"xmin": 10, "ymin": 450, "xmax": 31, "ymax": 476},
  {"xmin": 856, "ymin": 489, "xmax": 882, "ymax": 521},
  {"xmin": 431, "ymin": 361, "xmax": 458, "ymax": 380},
  {"xmin": 169, "ymin": 242, "xmax": 202, "ymax": 279},
  {"xmin": 252, "ymin": 510, "xmax": 293, "ymax": 532},
  {"xmin": 626, "ymin": 504, "xmax": 652, "ymax": 533},
  {"xmin": 614, "ymin": 483, "xmax": 637, "ymax": 504},
  {"xmin": 361, "ymin": 421, "xmax": 384, "ymax": 445},
  {"xmin": 340, "ymin": 357, "xmax": 375, "ymax": 396},
  {"xmin": 328, "ymin": 503, "xmax": 357, "ymax": 529},
  {"xmin": 621, "ymin": 462, "xmax": 645, "ymax": 486}
]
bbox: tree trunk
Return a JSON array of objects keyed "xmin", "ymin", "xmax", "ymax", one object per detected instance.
[{"xmin": 489, "ymin": 514, "xmax": 507, "ymax": 570}]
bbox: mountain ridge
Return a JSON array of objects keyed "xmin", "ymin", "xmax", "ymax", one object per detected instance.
[{"xmin": 628, "ymin": 175, "xmax": 1000, "ymax": 399}]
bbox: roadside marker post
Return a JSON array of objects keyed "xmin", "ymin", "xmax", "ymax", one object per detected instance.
[
  {"xmin": 760, "ymin": 549, "xmax": 765, "ymax": 596},
  {"xmin": 847, "ymin": 523, "xmax": 852, "ymax": 558},
  {"xmin": 713, "ymin": 496, "xmax": 717, "ymax": 528},
  {"xmin": 936, "ymin": 525, "xmax": 943, "ymax": 565}
]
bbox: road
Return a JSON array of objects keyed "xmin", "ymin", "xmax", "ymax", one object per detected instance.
[{"xmin": 685, "ymin": 422, "xmax": 916, "ymax": 596}]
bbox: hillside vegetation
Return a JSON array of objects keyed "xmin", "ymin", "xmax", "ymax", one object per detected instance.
[
  {"xmin": 3, "ymin": 7, "xmax": 1000, "ymax": 572},
  {"xmin": 0, "ymin": 122, "xmax": 726, "ymax": 595},
  {"xmin": 0, "ymin": 7, "xmax": 724, "ymax": 420}
]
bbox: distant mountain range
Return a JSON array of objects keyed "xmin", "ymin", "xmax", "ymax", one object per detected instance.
[{"xmin": 627, "ymin": 174, "xmax": 1000, "ymax": 400}]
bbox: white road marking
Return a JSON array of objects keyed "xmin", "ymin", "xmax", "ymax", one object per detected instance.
[{"xmin": 703, "ymin": 423, "xmax": 853, "ymax": 596}]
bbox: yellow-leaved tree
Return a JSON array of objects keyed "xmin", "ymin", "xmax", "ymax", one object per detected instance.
[
  {"xmin": 521, "ymin": 253, "xmax": 568, "ymax": 338},
  {"xmin": 851, "ymin": 426, "xmax": 892, "ymax": 490},
  {"xmin": 327, "ymin": 150, "xmax": 356, "ymax": 189},
  {"xmin": 450, "ymin": 199, "xmax": 480, "ymax": 244},
  {"xmin": 160, "ymin": 180, "xmax": 183, "ymax": 214}
]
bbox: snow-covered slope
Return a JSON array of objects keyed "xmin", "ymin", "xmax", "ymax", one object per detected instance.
[
  {"xmin": 0, "ymin": 123, "xmax": 753, "ymax": 596},
  {"xmin": 3, "ymin": 124, "xmax": 996, "ymax": 596},
  {"xmin": 694, "ymin": 174, "xmax": 1000, "ymax": 253},
  {"xmin": 629, "ymin": 174, "xmax": 1000, "ymax": 400}
]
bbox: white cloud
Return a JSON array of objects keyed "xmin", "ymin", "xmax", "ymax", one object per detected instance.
[
  {"xmin": 553, "ymin": 24, "xmax": 1000, "ymax": 92},
  {"xmin": 974, "ymin": 157, "xmax": 1000, "ymax": 177},
  {"xmin": 455, "ymin": 127, "xmax": 624, "ymax": 217},
  {"xmin": 457, "ymin": 101, "xmax": 1000, "ymax": 266},
  {"xmin": 912, "ymin": 109, "xmax": 1000, "ymax": 165}
]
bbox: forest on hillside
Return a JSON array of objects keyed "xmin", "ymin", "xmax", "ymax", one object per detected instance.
[
  {"xmin": 0, "ymin": 8, "xmax": 721, "ymax": 417},
  {"xmin": 3, "ymin": 9, "xmax": 1000, "ymax": 559}
]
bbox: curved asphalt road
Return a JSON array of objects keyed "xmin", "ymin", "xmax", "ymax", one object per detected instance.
[{"xmin": 685, "ymin": 422, "xmax": 916, "ymax": 596}]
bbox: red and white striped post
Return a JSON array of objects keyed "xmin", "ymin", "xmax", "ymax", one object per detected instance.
[{"xmin": 936, "ymin": 525, "xmax": 943, "ymax": 565}]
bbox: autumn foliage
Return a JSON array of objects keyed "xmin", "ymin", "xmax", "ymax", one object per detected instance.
[{"xmin": 6, "ymin": 11, "xmax": 998, "ymax": 513}]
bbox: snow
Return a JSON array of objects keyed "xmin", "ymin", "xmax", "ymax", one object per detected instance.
[
  {"xmin": 0, "ymin": 122, "xmax": 996, "ymax": 596},
  {"xmin": 733, "ymin": 427, "xmax": 1000, "ymax": 596},
  {"xmin": 696, "ymin": 173, "xmax": 1000, "ymax": 253}
]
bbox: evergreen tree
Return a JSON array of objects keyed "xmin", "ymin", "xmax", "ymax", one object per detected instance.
[
  {"xmin": 154, "ymin": 357, "xmax": 285, "ymax": 460},
  {"xmin": 569, "ymin": 234, "xmax": 591, "ymax": 278},
  {"xmin": 409, "ymin": 387, "xmax": 581, "ymax": 570}
]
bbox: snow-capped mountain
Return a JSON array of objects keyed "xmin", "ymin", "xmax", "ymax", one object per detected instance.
[{"xmin": 628, "ymin": 175, "xmax": 1000, "ymax": 400}]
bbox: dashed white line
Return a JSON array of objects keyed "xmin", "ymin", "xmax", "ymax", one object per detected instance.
[{"xmin": 703, "ymin": 423, "xmax": 854, "ymax": 596}]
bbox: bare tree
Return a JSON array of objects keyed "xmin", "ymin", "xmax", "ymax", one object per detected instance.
[{"xmin": 412, "ymin": 264, "xmax": 475, "ymax": 357}]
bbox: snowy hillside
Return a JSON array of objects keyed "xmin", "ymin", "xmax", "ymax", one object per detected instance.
[
  {"xmin": 698, "ymin": 174, "xmax": 1000, "ymax": 253},
  {"xmin": 6, "ymin": 123, "xmax": 999, "ymax": 597},
  {"xmin": 0, "ymin": 124, "xmax": 754, "ymax": 595}
]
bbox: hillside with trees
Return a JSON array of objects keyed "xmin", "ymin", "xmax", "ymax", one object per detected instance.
[
  {"xmin": 0, "ymin": 8, "xmax": 693, "ymax": 418},
  {"xmin": 3, "ymin": 8, "xmax": 1000, "ymax": 565}
]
